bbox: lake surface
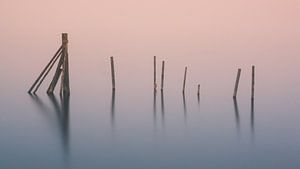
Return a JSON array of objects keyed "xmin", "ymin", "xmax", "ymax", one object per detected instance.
[
  {"xmin": 1, "ymin": 0, "xmax": 300, "ymax": 168},
  {"xmin": 1, "ymin": 51, "xmax": 300, "ymax": 169}
]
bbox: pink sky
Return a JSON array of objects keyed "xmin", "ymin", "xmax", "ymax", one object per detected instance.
[{"xmin": 0, "ymin": 0, "xmax": 300, "ymax": 94}]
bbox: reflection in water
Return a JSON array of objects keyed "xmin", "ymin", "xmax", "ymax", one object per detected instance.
[
  {"xmin": 153, "ymin": 90, "xmax": 157, "ymax": 126},
  {"xmin": 233, "ymin": 98, "xmax": 240, "ymax": 135},
  {"xmin": 160, "ymin": 91, "xmax": 165, "ymax": 126},
  {"xmin": 110, "ymin": 90, "xmax": 116, "ymax": 130},
  {"xmin": 182, "ymin": 92, "xmax": 187, "ymax": 123},
  {"xmin": 197, "ymin": 85, "xmax": 200, "ymax": 111},
  {"xmin": 197, "ymin": 92, "xmax": 200, "ymax": 110},
  {"xmin": 251, "ymin": 98, "xmax": 255, "ymax": 141},
  {"xmin": 29, "ymin": 94, "xmax": 70, "ymax": 161}
]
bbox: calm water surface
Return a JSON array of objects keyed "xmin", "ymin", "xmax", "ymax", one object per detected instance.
[
  {"xmin": 1, "ymin": 0, "xmax": 300, "ymax": 168},
  {"xmin": 0, "ymin": 55, "xmax": 300, "ymax": 169}
]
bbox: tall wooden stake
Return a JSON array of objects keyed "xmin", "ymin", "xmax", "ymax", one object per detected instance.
[
  {"xmin": 182, "ymin": 67, "xmax": 187, "ymax": 93},
  {"xmin": 233, "ymin": 68, "xmax": 241, "ymax": 98},
  {"xmin": 29, "ymin": 33, "xmax": 71, "ymax": 95},
  {"xmin": 60, "ymin": 33, "xmax": 70, "ymax": 96},
  {"xmin": 154, "ymin": 56, "xmax": 157, "ymax": 91},
  {"xmin": 161, "ymin": 61, "xmax": 165, "ymax": 91},
  {"xmin": 47, "ymin": 33, "xmax": 70, "ymax": 95},
  {"xmin": 251, "ymin": 65, "xmax": 255, "ymax": 99},
  {"xmin": 110, "ymin": 56, "xmax": 116, "ymax": 91}
]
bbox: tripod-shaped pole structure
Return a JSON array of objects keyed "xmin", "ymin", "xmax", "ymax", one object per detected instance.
[{"xmin": 28, "ymin": 33, "xmax": 70, "ymax": 96}]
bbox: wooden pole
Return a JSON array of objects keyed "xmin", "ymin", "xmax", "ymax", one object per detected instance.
[
  {"xmin": 60, "ymin": 33, "xmax": 70, "ymax": 96},
  {"xmin": 33, "ymin": 50, "xmax": 63, "ymax": 93},
  {"xmin": 251, "ymin": 65, "xmax": 255, "ymax": 99},
  {"xmin": 154, "ymin": 56, "xmax": 157, "ymax": 91},
  {"xmin": 110, "ymin": 56, "xmax": 116, "ymax": 91},
  {"xmin": 233, "ymin": 68, "xmax": 241, "ymax": 98},
  {"xmin": 182, "ymin": 67, "xmax": 187, "ymax": 93},
  {"xmin": 47, "ymin": 55, "xmax": 64, "ymax": 94},
  {"xmin": 28, "ymin": 46, "xmax": 62, "ymax": 93},
  {"xmin": 161, "ymin": 61, "xmax": 165, "ymax": 91}
]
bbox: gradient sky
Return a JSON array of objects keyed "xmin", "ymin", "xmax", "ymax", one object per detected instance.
[{"xmin": 1, "ymin": 0, "xmax": 300, "ymax": 94}]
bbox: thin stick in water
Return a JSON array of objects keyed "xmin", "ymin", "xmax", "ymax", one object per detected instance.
[
  {"xmin": 154, "ymin": 56, "xmax": 157, "ymax": 90},
  {"xmin": 110, "ymin": 56, "xmax": 116, "ymax": 91},
  {"xmin": 160, "ymin": 61, "xmax": 165, "ymax": 91},
  {"xmin": 233, "ymin": 68, "xmax": 241, "ymax": 98},
  {"xmin": 182, "ymin": 66, "xmax": 187, "ymax": 93},
  {"xmin": 251, "ymin": 65, "xmax": 255, "ymax": 99}
]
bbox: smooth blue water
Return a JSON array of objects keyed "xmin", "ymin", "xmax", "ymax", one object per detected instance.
[
  {"xmin": 1, "ymin": 68, "xmax": 300, "ymax": 169},
  {"xmin": 1, "ymin": 45, "xmax": 300, "ymax": 169}
]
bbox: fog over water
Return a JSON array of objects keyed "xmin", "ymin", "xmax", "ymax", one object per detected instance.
[{"xmin": 1, "ymin": 0, "xmax": 300, "ymax": 168}]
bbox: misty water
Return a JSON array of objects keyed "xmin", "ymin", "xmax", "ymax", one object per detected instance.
[
  {"xmin": 1, "ymin": 53, "xmax": 300, "ymax": 169},
  {"xmin": 1, "ymin": 0, "xmax": 300, "ymax": 168}
]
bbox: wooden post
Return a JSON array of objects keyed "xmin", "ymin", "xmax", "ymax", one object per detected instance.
[
  {"xmin": 161, "ymin": 61, "xmax": 165, "ymax": 91},
  {"xmin": 47, "ymin": 54, "xmax": 64, "ymax": 94},
  {"xmin": 154, "ymin": 56, "xmax": 157, "ymax": 91},
  {"xmin": 233, "ymin": 68, "xmax": 241, "ymax": 98},
  {"xmin": 251, "ymin": 65, "xmax": 255, "ymax": 99},
  {"xmin": 182, "ymin": 67, "xmax": 187, "ymax": 93},
  {"xmin": 33, "ymin": 49, "xmax": 63, "ymax": 93},
  {"xmin": 28, "ymin": 33, "xmax": 70, "ymax": 95},
  {"xmin": 28, "ymin": 46, "xmax": 62, "ymax": 93},
  {"xmin": 60, "ymin": 33, "xmax": 70, "ymax": 96},
  {"xmin": 110, "ymin": 56, "xmax": 116, "ymax": 91}
]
